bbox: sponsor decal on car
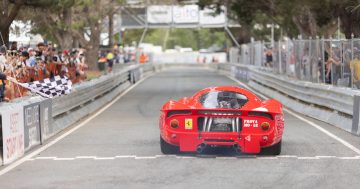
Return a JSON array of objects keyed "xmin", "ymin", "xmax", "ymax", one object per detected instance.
[{"xmin": 244, "ymin": 119, "xmax": 258, "ymax": 128}]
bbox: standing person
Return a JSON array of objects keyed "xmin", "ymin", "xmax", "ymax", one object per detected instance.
[
  {"xmin": 139, "ymin": 52, "xmax": 148, "ymax": 64},
  {"xmin": 0, "ymin": 46, "xmax": 6, "ymax": 71},
  {"xmin": 301, "ymin": 48, "xmax": 310, "ymax": 80},
  {"xmin": 124, "ymin": 44, "xmax": 130, "ymax": 63},
  {"xmin": 0, "ymin": 72, "xmax": 6, "ymax": 102},
  {"xmin": 78, "ymin": 53, "xmax": 88, "ymax": 81},
  {"xmin": 324, "ymin": 45, "xmax": 341, "ymax": 84},
  {"xmin": 202, "ymin": 56, "xmax": 207, "ymax": 63},
  {"xmin": 265, "ymin": 47, "xmax": 273, "ymax": 67},
  {"xmin": 20, "ymin": 51, "xmax": 33, "ymax": 82},
  {"xmin": 350, "ymin": 50, "xmax": 360, "ymax": 89},
  {"xmin": 27, "ymin": 48, "xmax": 37, "ymax": 67},
  {"xmin": 10, "ymin": 41, "xmax": 17, "ymax": 51},
  {"xmin": 60, "ymin": 50, "xmax": 69, "ymax": 77},
  {"xmin": 106, "ymin": 50, "xmax": 114, "ymax": 73}
]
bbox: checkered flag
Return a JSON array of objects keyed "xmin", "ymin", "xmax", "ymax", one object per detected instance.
[{"xmin": 18, "ymin": 76, "xmax": 72, "ymax": 98}]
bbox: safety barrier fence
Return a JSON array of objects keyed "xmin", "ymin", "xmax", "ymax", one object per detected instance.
[
  {"xmin": 231, "ymin": 38, "xmax": 360, "ymax": 89},
  {"xmin": 214, "ymin": 63, "xmax": 360, "ymax": 136},
  {"xmin": 0, "ymin": 63, "xmax": 154, "ymax": 165}
]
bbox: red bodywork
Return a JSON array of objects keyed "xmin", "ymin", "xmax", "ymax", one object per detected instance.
[{"xmin": 159, "ymin": 86, "xmax": 284, "ymax": 154}]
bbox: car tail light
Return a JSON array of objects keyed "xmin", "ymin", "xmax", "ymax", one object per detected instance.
[
  {"xmin": 170, "ymin": 119, "xmax": 179, "ymax": 129},
  {"xmin": 260, "ymin": 122, "xmax": 270, "ymax": 131}
]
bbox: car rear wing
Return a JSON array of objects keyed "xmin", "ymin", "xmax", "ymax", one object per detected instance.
[{"xmin": 163, "ymin": 109, "xmax": 275, "ymax": 120}]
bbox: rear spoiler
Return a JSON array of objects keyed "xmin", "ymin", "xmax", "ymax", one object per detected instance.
[{"xmin": 165, "ymin": 109, "xmax": 274, "ymax": 120}]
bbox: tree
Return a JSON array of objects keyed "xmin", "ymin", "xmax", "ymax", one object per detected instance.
[
  {"xmin": 201, "ymin": 0, "xmax": 360, "ymax": 40},
  {"xmin": 29, "ymin": 0, "xmax": 123, "ymax": 69},
  {"xmin": 70, "ymin": 0, "xmax": 124, "ymax": 70},
  {"xmin": 0, "ymin": 0, "xmax": 55, "ymax": 47},
  {"xmin": 26, "ymin": 0, "xmax": 76, "ymax": 49}
]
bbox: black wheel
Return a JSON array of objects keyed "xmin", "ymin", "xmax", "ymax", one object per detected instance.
[
  {"xmin": 160, "ymin": 136, "xmax": 179, "ymax": 154},
  {"xmin": 261, "ymin": 140, "xmax": 282, "ymax": 155}
]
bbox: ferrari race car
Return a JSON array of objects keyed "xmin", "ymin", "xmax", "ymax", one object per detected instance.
[{"xmin": 159, "ymin": 86, "xmax": 284, "ymax": 155}]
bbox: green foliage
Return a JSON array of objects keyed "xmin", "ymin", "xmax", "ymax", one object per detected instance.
[{"xmin": 122, "ymin": 28, "xmax": 227, "ymax": 50}]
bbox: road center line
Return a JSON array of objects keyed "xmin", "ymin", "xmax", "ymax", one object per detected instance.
[
  {"xmin": 0, "ymin": 73, "xmax": 156, "ymax": 177},
  {"xmin": 224, "ymin": 74, "xmax": 360, "ymax": 155}
]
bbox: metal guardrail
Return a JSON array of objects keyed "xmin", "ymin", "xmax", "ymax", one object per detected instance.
[
  {"xmin": 216, "ymin": 63, "xmax": 360, "ymax": 135},
  {"xmin": 251, "ymin": 68, "xmax": 355, "ymax": 115},
  {"xmin": 218, "ymin": 63, "xmax": 359, "ymax": 115},
  {"xmin": 52, "ymin": 68, "xmax": 131, "ymax": 117},
  {"xmin": 0, "ymin": 63, "xmax": 152, "ymax": 165}
]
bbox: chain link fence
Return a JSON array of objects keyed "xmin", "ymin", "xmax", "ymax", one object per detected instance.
[{"xmin": 232, "ymin": 37, "xmax": 360, "ymax": 89}]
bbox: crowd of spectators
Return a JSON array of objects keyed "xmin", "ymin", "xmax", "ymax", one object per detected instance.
[
  {"xmin": 261, "ymin": 41, "xmax": 360, "ymax": 88},
  {"xmin": 0, "ymin": 42, "xmax": 88, "ymax": 102}
]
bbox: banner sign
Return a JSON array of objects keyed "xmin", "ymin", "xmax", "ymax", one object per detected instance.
[
  {"xmin": 24, "ymin": 103, "xmax": 41, "ymax": 151},
  {"xmin": 1, "ymin": 105, "xmax": 24, "ymax": 165},
  {"xmin": 199, "ymin": 7, "xmax": 226, "ymax": 25},
  {"xmin": 173, "ymin": 5, "xmax": 199, "ymax": 23},
  {"xmin": 147, "ymin": 6, "xmax": 172, "ymax": 24},
  {"xmin": 146, "ymin": 5, "xmax": 226, "ymax": 25}
]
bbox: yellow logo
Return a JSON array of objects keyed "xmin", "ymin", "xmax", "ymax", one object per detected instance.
[{"xmin": 185, "ymin": 119, "xmax": 193, "ymax": 130}]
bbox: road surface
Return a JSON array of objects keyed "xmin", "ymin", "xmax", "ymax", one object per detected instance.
[{"xmin": 1, "ymin": 67, "xmax": 360, "ymax": 189}]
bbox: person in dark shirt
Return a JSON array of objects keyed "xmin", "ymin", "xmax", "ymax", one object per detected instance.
[
  {"xmin": 0, "ymin": 72, "xmax": 6, "ymax": 80},
  {"xmin": 265, "ymin": 48, "xmax": 273, "ymax": 67},
  {"xmin": 0, "ymin": 72, "xmax": 6, "ymax": 102}
]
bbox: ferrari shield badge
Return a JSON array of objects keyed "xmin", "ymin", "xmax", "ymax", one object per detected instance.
[{"xmin": 185, "ymin": 118, "xmax": 193, "ymax": 130}]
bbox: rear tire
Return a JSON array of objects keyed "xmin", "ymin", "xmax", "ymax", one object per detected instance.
[
  {"xmin": 261, "ymin": 140, "xmax": 282, "ymax": 155},
  {"xmin": 160, "ymin": 136, "xmax": 179, "ymax": 154}
]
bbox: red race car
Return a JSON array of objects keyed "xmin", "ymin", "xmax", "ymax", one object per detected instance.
[{"xmin": 159, "ymin": 86, "xmax": 284, "ymax": 155}]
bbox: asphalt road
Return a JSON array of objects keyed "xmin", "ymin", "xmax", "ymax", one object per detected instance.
[{"xmin": 1, "ymin": 67, "xmax": 360, "ymax": 189}]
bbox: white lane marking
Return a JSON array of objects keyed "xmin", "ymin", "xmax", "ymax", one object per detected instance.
[
  {"xmin": 216, "ymin": 157, "xmax": 237, "ymax": 160},
  {"xmin": 315, "ymin": 156, "xmax": 337, "ymax": 158},
  {"xmin": 0, "ymin": 73, "xmax": 156, "ymax": 176},
  {"xmin": 115, "ymin": 155, "xmax": 136, "ymax": 158},
  {"xmin": 256, "ymin": 157, "xmax": 278, "ymax": 160},
  {"xmin": 176, "ymin": 156, "xmax": 196, "ymax": 159},
  {"xmin": 75, "ymin": 156, "xmax": 96, "ymax": 159},
  {"xmin": 339, "ymin": 156, "xmax": 360, "ymax": 159},
  {"xmin": 54, "ymin": 158, "xmax": 75, "ymax": 161},
  {"xmin": 134, "ymin": 156, "xmax": 157, "ymax": 160},
  {"xmin": 298, "ymin": 157, "xmax": 320, "ymax": 160},
  {"xmin": 94, "ymin": 157, "xmax": 115, "ymax": 160},
  {"xmin": 224, "ymin": 74, "xmax": 360, "ymax": 156},
  {"xmin": 285, "ymin": 108, "xmax": 360, "ymax": 155},
  {"xmin": 18, "ymin": 155, "xmax": 360, "ymax": 161},
  {"xmin": 154, "ymin": 155, "xmax": 168, "ymax": 158},
  {"xmin": 35, "ymin": 157, "xmax": 56, "ymax": 160},
  {"xmin": 277, "ymin": 155, "xmax": 297, "ymax": 158}
]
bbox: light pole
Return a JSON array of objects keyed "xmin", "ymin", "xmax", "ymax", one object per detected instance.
[{"xmin": 267, "ymin": 23, "xmax": 280, "ymax": 48}]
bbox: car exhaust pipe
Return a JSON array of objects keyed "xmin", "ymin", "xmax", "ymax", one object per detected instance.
[
  {"xmin": 233, "ymin": 143, "xmax": 241, "ymax": 154},
  {"xmin": 196, "ymin": 143, "xmax": 206, "ymax": 153}
]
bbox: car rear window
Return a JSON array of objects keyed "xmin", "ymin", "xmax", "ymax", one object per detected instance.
[{"xmin": 199, "ymin": 91, "xmax": 248, "ymax": 109}]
